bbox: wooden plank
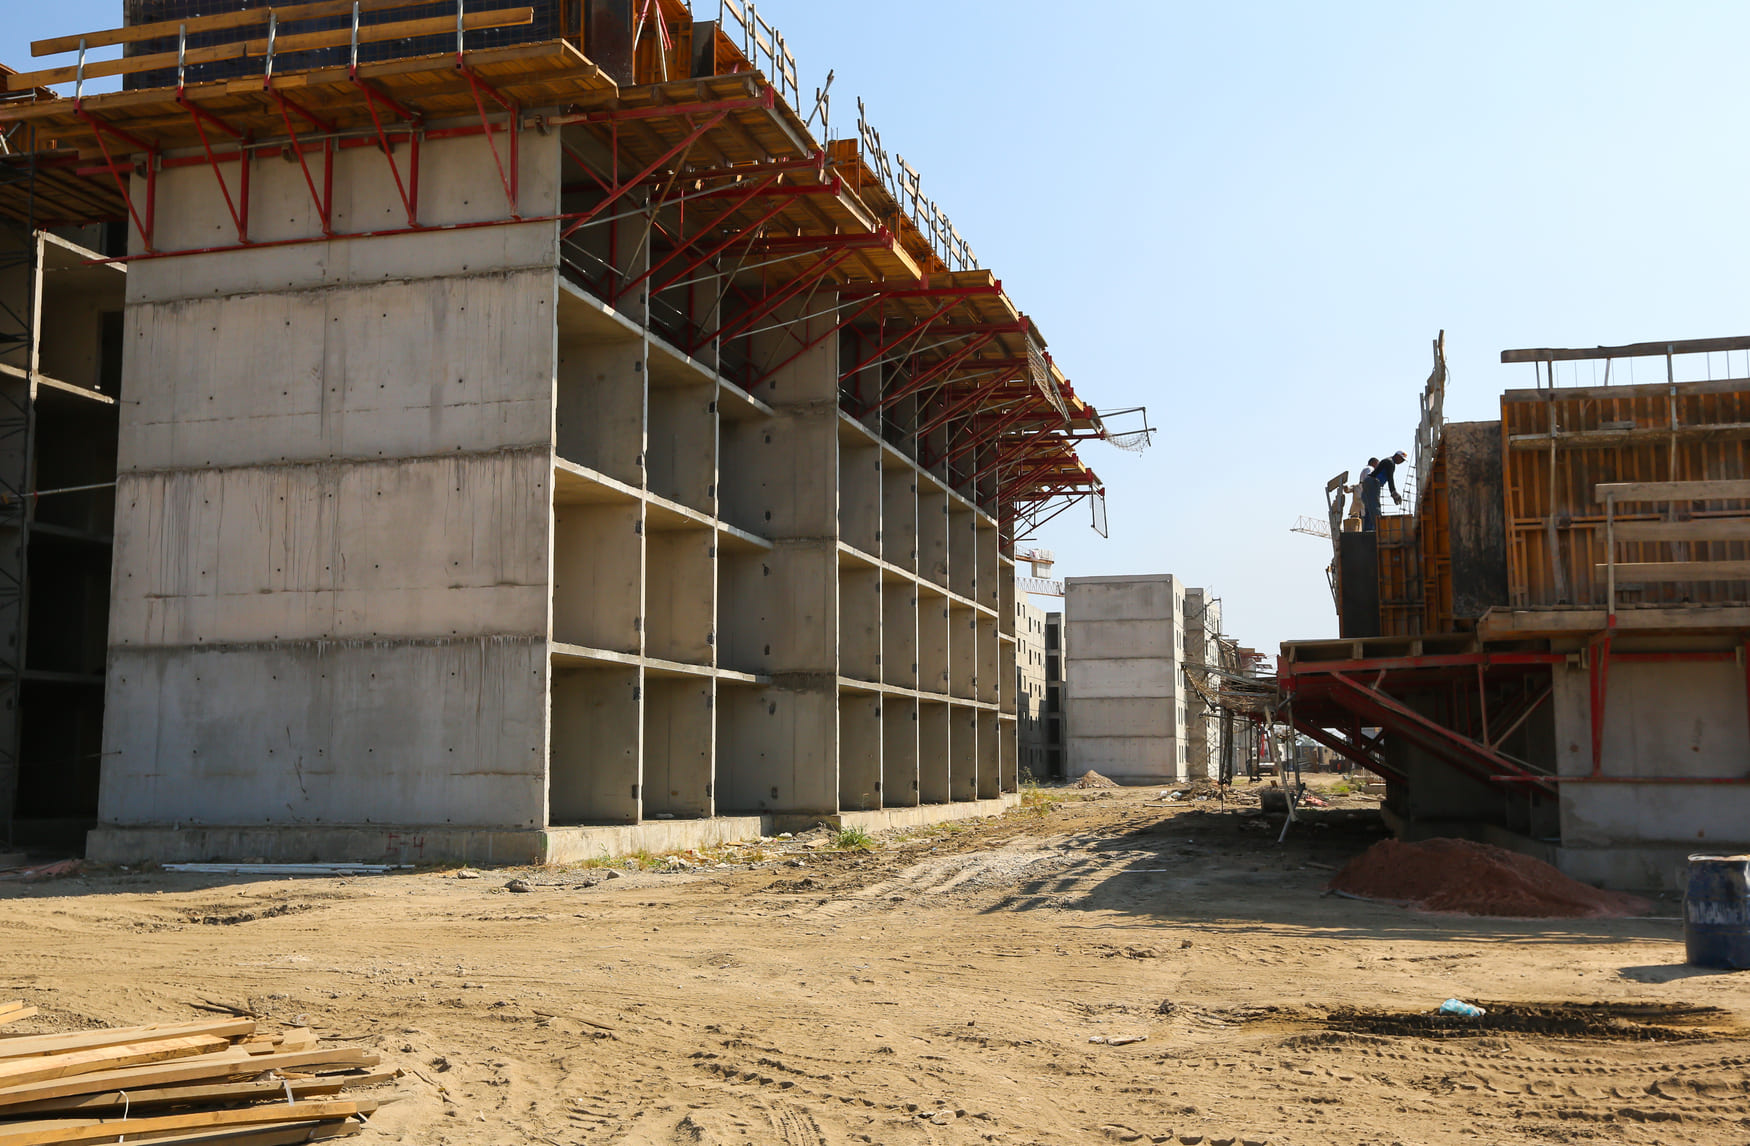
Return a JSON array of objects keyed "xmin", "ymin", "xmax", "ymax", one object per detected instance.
[
  {"xmin": 0, "ymin": 1069, "xmax": 397, "ymax": 1116},
  {"xmin": 0, "ymin": 1019, "xmax": 254, "ymax": 1060},
  {"xmin": 1480, "ymin": 605, "xmax": 1750, "ymax": 638},
  {"xmin": 33, "ymin": 0, "xmax": 436, "ymax": 56},
  {"xmin": 0, "ymin": 1048, "xmax": 377, "ymax": 1108},
  {"xmin": 1502, "ymin": 335, "xmax": 1750, "ymax": 364},
  {"xmin": 117, "ymin": 1119, "xmax": 363, "ymax": 1145},
  {"xmin": 0, "ymin": 1009, "xmax": 38, "ymax": 1028},
  {"xmin": 8, "ymin": 8, "xmax": 534, "ymax": 91},
  {"xmin": 0, "ymin": 1097, "xmax": 376, "ymax": 1145},
  {"xmin": 1508, "ymin": 422, "xmax": 1750, "ymax": 450},
  {"xmin": 1596, "ymin": 560, "xmax": 1750, "ymax": 582},
  {"xmin": 1595, "ymin": 480, "xmax": 1750, "ymax": 503},
  {"xmin": 1611, "ymin": 519, "xmax": 1750, "ymax": 542},
  {"xmin": 1502, "ymin": 375, "xmax": 1750, "ymax": 403},
  {"xmin": 0, "ymin": 1036, "xmax": 230, "ymax": 1089}
]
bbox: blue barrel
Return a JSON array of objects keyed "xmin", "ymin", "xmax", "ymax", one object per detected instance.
[{"xmin": 1685, "ymin": 855, "xmax": 1750, "ymax": 970}]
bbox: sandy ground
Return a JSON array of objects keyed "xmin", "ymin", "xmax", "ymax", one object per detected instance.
[{"xmin": 3, "ymin": 781, "xmax": 1748, "ymax": 1146}]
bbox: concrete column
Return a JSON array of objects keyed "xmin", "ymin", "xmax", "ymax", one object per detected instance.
[{"xmin": 714, "ymin": 300, "xmax": 839, "ymax": 815}]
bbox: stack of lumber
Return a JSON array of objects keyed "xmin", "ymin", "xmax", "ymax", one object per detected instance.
[{"xmin": 0, "ymin": 1005, "xmax": 397, "ymax": 1144}]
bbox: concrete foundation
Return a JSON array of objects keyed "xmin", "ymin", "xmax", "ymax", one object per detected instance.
[{"xmin": 88, "ymin": 794, "xmax": 1021, "ymax": 867}]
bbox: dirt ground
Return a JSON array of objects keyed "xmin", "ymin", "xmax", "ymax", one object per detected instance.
[{"xmin": 3, "ymin": 781, "xmax": 1748, "ymax": 1146}]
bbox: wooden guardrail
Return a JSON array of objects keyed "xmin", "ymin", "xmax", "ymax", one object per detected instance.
[
  {"xmin": 1595, "ymin": 479, "xmax": 1750, "ymax": 616},
  {"xmin": 7, "ymin": 0, "xmax": 534, "ymax": 94}
]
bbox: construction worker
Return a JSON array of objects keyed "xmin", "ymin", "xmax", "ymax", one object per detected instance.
[
  {"xmin": 1364, "ymin": 450, "xmax": 1408, "ymax": 531},
  {"xmin": 1357, "ymin": 457, "xmax": 1379, "ymax": 531}
]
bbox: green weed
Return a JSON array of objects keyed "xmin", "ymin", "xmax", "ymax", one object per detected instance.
[{"xmin": 832, "ymin": 827, "xmax": 875, "ymax": 852}]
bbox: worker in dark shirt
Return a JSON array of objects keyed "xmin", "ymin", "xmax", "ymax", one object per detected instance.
[{"xmin": 1370, "ymin": 450, "xmax": 1407, "ymax": 516}]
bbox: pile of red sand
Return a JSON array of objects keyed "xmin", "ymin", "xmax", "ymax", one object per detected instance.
[{"xmin": 1329, "ymin": 837, "xmax": 1653, "ymax": 919}]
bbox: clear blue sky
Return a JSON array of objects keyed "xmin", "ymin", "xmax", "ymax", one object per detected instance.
[{"xmin": 12, "ymin": 2, "xmax": 1750, "ymax": 655}]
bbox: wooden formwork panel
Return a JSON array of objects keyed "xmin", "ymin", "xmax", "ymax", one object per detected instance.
[
  {"xmin": 1418, "ymin": 441, "xmax": 1454, "ymax": 633},
  {"xmin": 1502, "ymin": 381, "xmax": 1750, "ymax": 607},
  {"xmin": 1376, "ymin": 514, "xmax": 1423, "ymax": 637}
]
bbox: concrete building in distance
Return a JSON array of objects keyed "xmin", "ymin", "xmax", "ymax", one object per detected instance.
[
  {"xmin": 1044, "ymin": 612, "xmax": 1066, "ymax": 779},
  {"xmin": 0, "ymin": 4, "xmax": 1124, "ymax": 861},
  {"xmin": 1064, "ymin": 574, "xmax": 1192, "ymax": 784},
  {"xmin": 1013, "ymin": 598, "xmax": 1047, "ymax": 781}
]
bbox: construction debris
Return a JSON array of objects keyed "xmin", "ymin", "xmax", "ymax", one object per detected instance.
[
  {"xmin": 1073, "ymin": 770, "xmax": 1120, "ymax": 789},
  {"xmin": 0, "ymin": 860, "xmax": 81, "ymax": 883},
  {"xmin": 1329, "ymin": 838, "xmax": 1653, "ymax": 919},
  {"xmin": 0, "ymin": 1012, "xmax": 396, "ymax": 1142}
]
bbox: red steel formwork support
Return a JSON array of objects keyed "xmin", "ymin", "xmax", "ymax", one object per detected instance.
[
  {"xmin": 937, "ymin": 399, "xmax": 1039, "ymax": 468},
  {"xmin": 1295, "ymin": 722, "xmax": 1406, "ymax": 786},
  {"xmin": 455, "ymin": 60, "xmax": 519, "ymax": 218},
  {"xmin": 616, "ymin": 181, "xmax": 850, "ymax": 305},
  {"xmin": 554, "ymin": 92, "xmax": 776, "ymax": 240},
  {"xmin": 866, "ymin": 331, "xmax": 1011, "ymax": 420},
  {"xmin": 752, "ymin": 294, "xmax": 885, "ymax": 388},
  {"xmin": 265, "ymin": 89, "xmax": 336, "ymax": 236},
  {"xmin": 349, "ymin": 72, "xmax": 424, "ymax": 227},
  {"xmin": 72, "ymin": 105, "xmax": 157, "ymax": 251},
  {"xmin": 175, "ymin": 90, "xmax": 250, "ymax": 243},
  {"xmin": 913, "ymin": 355, "xmax": 1027, "ymax": 437},
  {"xmin": 1314, "ymin": 670, "xmax": 1560, "ymax": 795},
  {"xmin": 685, "ymin": 246, "xmax": 854, "ymax": 356},
  {"xmin": 611, "ymin": 172, "xmax": 785, "ymax": 302},
  {"xmin": 838, "ymin": 299, "xmax": 962, "ymax": 383}
]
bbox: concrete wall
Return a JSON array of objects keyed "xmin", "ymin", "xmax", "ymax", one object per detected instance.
[
  {"xmin": 1551, "ymin": 658, "xmax": 1750, "ymax": 889},
  {"xmin": 95, "ymin": 133, "xmax": 562, "ymax": 842},
  {"xmin": 1065, "ymin": 575, "xmax": 1187, "ymax": 783}
]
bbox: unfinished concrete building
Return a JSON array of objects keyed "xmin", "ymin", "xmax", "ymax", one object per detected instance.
[
  {"xmin": 1014, "ymin": 597, "xmax": 1046, "ymax": 780},
  {"xmin": 1286, "ymin": 333, "xmax": 1750, "ymax": 889},
  {"xmin": 1044, "ymin": 611, "xmax": 1065, "ymax": 779},
  {"xmin": 0, "ymin": 1, "xmax": 1124, "ymax": 862}
]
